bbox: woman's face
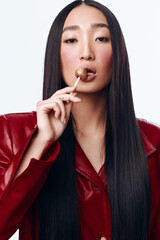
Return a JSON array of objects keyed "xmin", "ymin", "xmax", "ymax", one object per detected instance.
[{"xmin": 60, "ymin": 4, "xmax": 113, "ymax": 93}]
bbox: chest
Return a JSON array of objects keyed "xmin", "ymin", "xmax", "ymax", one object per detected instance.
[{"xmin": 76, "ymin": 134, "xmax": 105, "ymax": 173}]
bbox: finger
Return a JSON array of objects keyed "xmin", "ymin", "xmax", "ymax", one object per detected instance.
[
  {"xmin": 53, "ymin": 86, "xmax": 77, "ymax": 97},
  {"xmin": 54, "ymin": 99, "xmax": 66, "ymax": 122},
  {"xmin": 53, "ymin": 103, "xmax": 61, "ymax": 119},
  {"xmin": 42, "ymin": 99, "xmax": 66, "ymax": 123},
  {"xmin": 55, "ymin": 94, "xmax": 81, "ymax": 103},
  {"xmin": 54, "ymin": 92, "xmax": 77, "ymax": 100},
  {"xmin": 65, "ymin": 101, "xmax": 73, "ymax": 120},
  {"xmin": 37, "ymin": 100, "xmax": 61, "ymax": 118}
]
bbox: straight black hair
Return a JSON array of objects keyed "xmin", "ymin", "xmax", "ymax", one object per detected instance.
[{"xmin": 37, "ymin": 0, "xmax": 151, "ymax": 239}]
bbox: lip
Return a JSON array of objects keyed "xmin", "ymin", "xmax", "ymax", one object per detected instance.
[
  {"xmin": 82, "ymin": 72, "xmax": 97, "ymax": 82},
  {"xmin": 80, "ymin": 65, "xmax": 97, "ymax": 82}
]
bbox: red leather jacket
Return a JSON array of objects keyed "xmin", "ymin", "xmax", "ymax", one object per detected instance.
[{"xmin": 0, "ymin": 112, "xmax": 159, "ymax": 240}]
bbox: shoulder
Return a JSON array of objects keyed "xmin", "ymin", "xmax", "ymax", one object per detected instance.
[
  {"xmin": 138, "ymin": 119, "xmax": 160, "ymax": 145},
  {"xmin": 137, "ymin": 119, "xmax": 160, "ymax": 157},
  {"xmin": 0, "ymin": 111, "xmax": 37, "ymax": 134},
  {"xmin": 0, "ymin": 111, "xmax": 37, "ymax": 154},
  {"xmin": 0, "ymin": 111, "xmax": 37, "ymax": 128}
]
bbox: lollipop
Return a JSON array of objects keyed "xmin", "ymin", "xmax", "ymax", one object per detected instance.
[
  {"xmin": 75, "ymin": 68, "xmax": 87, "ymax": 80},
  {"xmin": 69, "ymin": 68, "xmax": 87, "ymax": 99},
  {"xmin": 74, "ymin": 68, "xmax": 87, "ymax": 87}
]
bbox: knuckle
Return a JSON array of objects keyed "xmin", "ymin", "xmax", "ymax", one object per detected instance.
[
  {"xmin": 55, "ymin": 90, "xmax": 60, "ymax": 94},
  {"xmin": 55, "ymin": 89, "xmax": 62, "ymax": 95},
  {"xmin": 37, "ymin": 100, "xmax": 42, "ymax": 106},
  {"xmin": 36, "ymin": 100, "xmax": 43, "ymax": 109}
]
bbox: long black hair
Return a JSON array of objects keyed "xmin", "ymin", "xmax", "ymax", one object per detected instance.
[{"xmin": 37, "ymin": 1, "xmax": 151, "ymax": 239}]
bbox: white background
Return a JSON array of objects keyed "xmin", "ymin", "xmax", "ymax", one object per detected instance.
[{"xmin": 0, "ymin": 0, "xmax": 159, "ymax": 239}]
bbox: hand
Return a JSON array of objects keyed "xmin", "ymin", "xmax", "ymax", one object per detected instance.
[{"xmin": 36, "ymin": 86, "xmax": 80, "ymax": 144}]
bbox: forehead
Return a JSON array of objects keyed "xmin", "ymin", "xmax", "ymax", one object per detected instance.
[{"xmin": 63, "ymin": 4, "xmax": 108, "ymax": 28}]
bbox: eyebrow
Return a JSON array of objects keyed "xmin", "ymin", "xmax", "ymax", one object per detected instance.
[{"xmin": 62, "ymin": 23, "xmax": 109, "ymax": 33}]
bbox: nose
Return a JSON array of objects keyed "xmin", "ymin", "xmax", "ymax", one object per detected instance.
[{"xmin": 79, "ymin": 41, "xmax": 95, "ymax": 61}]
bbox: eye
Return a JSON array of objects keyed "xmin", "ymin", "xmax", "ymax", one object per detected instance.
[
  {"xmin": 64, "ymin": 38, "xmax": 77, "ymax": 44},
  {"xmin": 96, "ymin": 37, "xmax": 109, "ymax": 42}
]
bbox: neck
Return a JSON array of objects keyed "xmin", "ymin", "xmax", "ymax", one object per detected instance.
[{"xmin": 71, "ymin": 88, "xmax": 108, "ymax": 136}]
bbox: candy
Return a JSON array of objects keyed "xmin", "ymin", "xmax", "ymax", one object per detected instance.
[{"xmin": 75, "ymin": 68, "xmax": 87, "ymax": 80}]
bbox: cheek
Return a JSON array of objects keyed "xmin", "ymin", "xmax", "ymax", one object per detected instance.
[
  {"xmin": 60, "ymin": 48, "xmax": 78, "ymax": 86},
  {"xmin": 98, "ymin": 48, "xmax": 113, "ymax": 70},
  {"xmin": 61, "ymin": 49, "xmax": 76, "ymax": 69}
]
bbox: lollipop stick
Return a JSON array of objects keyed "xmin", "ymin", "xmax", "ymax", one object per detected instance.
[
  {"xmin": 74, "ymin": 76, "xmax": 80, "ymax": 87},
  {"xmin": 70, "ymin": 76, "xmax": 80, "ymax": 97}
]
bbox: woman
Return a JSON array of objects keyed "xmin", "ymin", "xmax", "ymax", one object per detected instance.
[{"xmin": 0, "ymin": 0, "xmax": 159, "ymax": 240}]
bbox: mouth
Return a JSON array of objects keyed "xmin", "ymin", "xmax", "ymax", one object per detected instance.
[{"xmin": 83, "ymin": 68, "xmax": 97, "ymax": 81}]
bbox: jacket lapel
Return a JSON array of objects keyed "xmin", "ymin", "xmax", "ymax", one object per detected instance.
[
  {"xmin": 75, "ymin": 127, "xmax": 156, "ymax": 191},
  {"xmin": 75, "ymin": 140, "xmax": 107, "ymax": 192}
]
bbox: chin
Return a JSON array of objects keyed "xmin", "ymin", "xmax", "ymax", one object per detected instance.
[{"xmin": 76, "ymin": 84, "xmax": 109, "ymax": 94}]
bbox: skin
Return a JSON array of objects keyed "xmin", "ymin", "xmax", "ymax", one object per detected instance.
[{"xmin": 14, "ymin": 4, "xmax": 113, "ymax": 182}]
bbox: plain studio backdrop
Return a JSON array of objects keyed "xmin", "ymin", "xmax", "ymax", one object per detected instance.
[{"xmin": 0, "ymin": 0, "xmax": 159, "ymax": 239}]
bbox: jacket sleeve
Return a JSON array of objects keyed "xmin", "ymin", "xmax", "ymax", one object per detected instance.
[
  {"xmin": 139, "ymin": 119, "xmax": 160, "ymax": 239},
  {"xmin": 0, "ymin": 113, "xmax": 60, "ymax": 240},
  {"xmin": 146, "ymin": 121, "xmax": 160, "ymax": 240}
]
